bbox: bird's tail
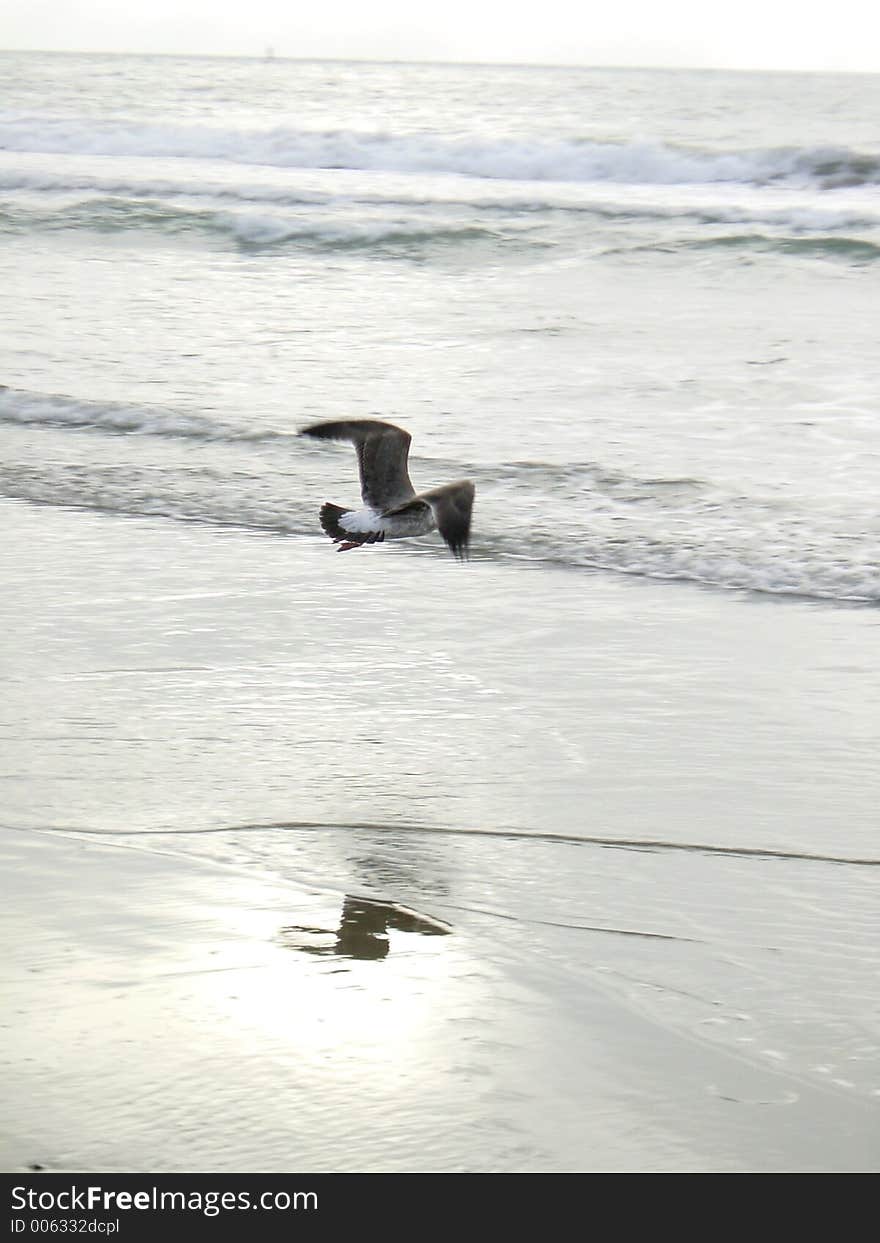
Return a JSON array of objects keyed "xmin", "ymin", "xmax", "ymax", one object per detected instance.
[{"xmin": 319, "ymin": 502, "xmax": 352, "ymax": 542}]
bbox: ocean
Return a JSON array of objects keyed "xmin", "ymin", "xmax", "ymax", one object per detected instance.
[
  {"xmin": 2, "ymin": 52, "xmax": 879, "ymax": 1173},
  {"xmin": 3, "ymin": 53, "xmax": 880, "ymax": 599}
]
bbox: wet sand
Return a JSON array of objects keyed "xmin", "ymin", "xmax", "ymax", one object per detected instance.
[{"xmin": 3, "ymin": 499, "xmax": 879, "ymax": 1172}]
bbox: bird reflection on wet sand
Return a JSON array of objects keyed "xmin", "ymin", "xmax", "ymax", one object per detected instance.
[{"xmin": 279, "ymin": 896, "xmax": 452, "ymax": 962}]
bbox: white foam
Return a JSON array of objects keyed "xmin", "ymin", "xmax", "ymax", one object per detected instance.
[
  {"xmin": 0, "ymin": 387, "xmax": 237, "ymax": 440},
  {"xmin": 1, "ymin": 116, "xmax": 878, "ymax": 189},
  {"xmin": 2, "ymin": 153, "xmax": 879, "ymax": 243}
]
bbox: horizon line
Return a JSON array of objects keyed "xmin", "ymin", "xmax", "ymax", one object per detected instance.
[{"xmin": 1, "ymin": 46, "xmax": 879, "ymax": 76}]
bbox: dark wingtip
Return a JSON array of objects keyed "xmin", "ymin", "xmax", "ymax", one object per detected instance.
[
  {"xmin": 446, "ymin": 536, "xmax": 470, "ymax": 562},
  {"xmin": 299, "ymin": 419, "xmax": 406, "ymax": 442},
  {"xmin": 299, "ymin": 422, "xmax": 332, "ymax": 439},
  {"xmin": 438, "ymin": 479, "xmax": 474, "ymax": 562}
]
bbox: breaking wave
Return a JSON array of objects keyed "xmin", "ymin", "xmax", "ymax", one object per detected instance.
[
  {"xmin": 0, "ymin": 385, "xmax": 281, "ymax": 441},
  {"xmin": 0, "ymin": 196, "xmax": 506, "ymax": 251},
  {"xmin": 1, "ymin": 183, "xmax": 877, "ymax": 263},
  {"xmin": 2, "ymin": 386, "xmax": 878, "ymax": 605},
  {"xmin": 2, "ymin": 116, "xmax": 880, "ymax": 188}
]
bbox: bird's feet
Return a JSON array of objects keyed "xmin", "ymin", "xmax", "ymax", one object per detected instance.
[{"xmin": 337, "ymin": 540, "xmax": 362, "ymax": 552}]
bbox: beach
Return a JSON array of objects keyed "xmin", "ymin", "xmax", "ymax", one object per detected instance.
[{"xmin": 3, "ymin": 500, "xmax": 879, "ymax": 1172}]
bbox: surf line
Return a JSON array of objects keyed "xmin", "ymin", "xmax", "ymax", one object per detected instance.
[
  {"xmin": 441, "ymin": 901, "xmax": 701, "ymax": 943},
  {"xmin": 8, "ymin": 821, "xmax": 880, "ymax": 869}
]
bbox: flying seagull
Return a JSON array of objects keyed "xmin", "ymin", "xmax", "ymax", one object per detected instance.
[{"xmin": 300, "ymin": 419, "xmax": 475, "ymax": 559}]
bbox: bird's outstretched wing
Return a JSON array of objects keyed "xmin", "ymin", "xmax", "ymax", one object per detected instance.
[
  {"xmin": 300, "ymin": 420, "xmax": 416, "ymax": 511},
  {"xmin": 387, "ymin": 480, "xmax": 475, "ymax": 560}
]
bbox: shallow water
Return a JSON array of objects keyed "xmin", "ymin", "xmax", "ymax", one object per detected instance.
[{"xmin": 2, "ymin": 503, "xmax": 879, "ymax": 1171}]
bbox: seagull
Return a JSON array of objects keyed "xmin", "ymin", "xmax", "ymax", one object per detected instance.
[{"xmin": 300, "ymin": 419, "xmax": 475, "ymax": 559}]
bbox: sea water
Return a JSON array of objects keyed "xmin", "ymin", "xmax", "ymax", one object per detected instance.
[{"xmin": 2, "ymin": 54, "xmax": 879, "ymax": 599}]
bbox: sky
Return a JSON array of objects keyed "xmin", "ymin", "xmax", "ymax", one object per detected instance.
[{"xmin": 2, "ymin": 0, "xmax": 880, "ymax": 73}]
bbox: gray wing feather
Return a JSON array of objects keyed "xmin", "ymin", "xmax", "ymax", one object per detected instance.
[
  {"xmin": 389, "ymin": 480, "xmax": 475, "ymax": 560},
  {"xmin": 299, "ymin": 419, "xmax": 416, "ymax": 510}
]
